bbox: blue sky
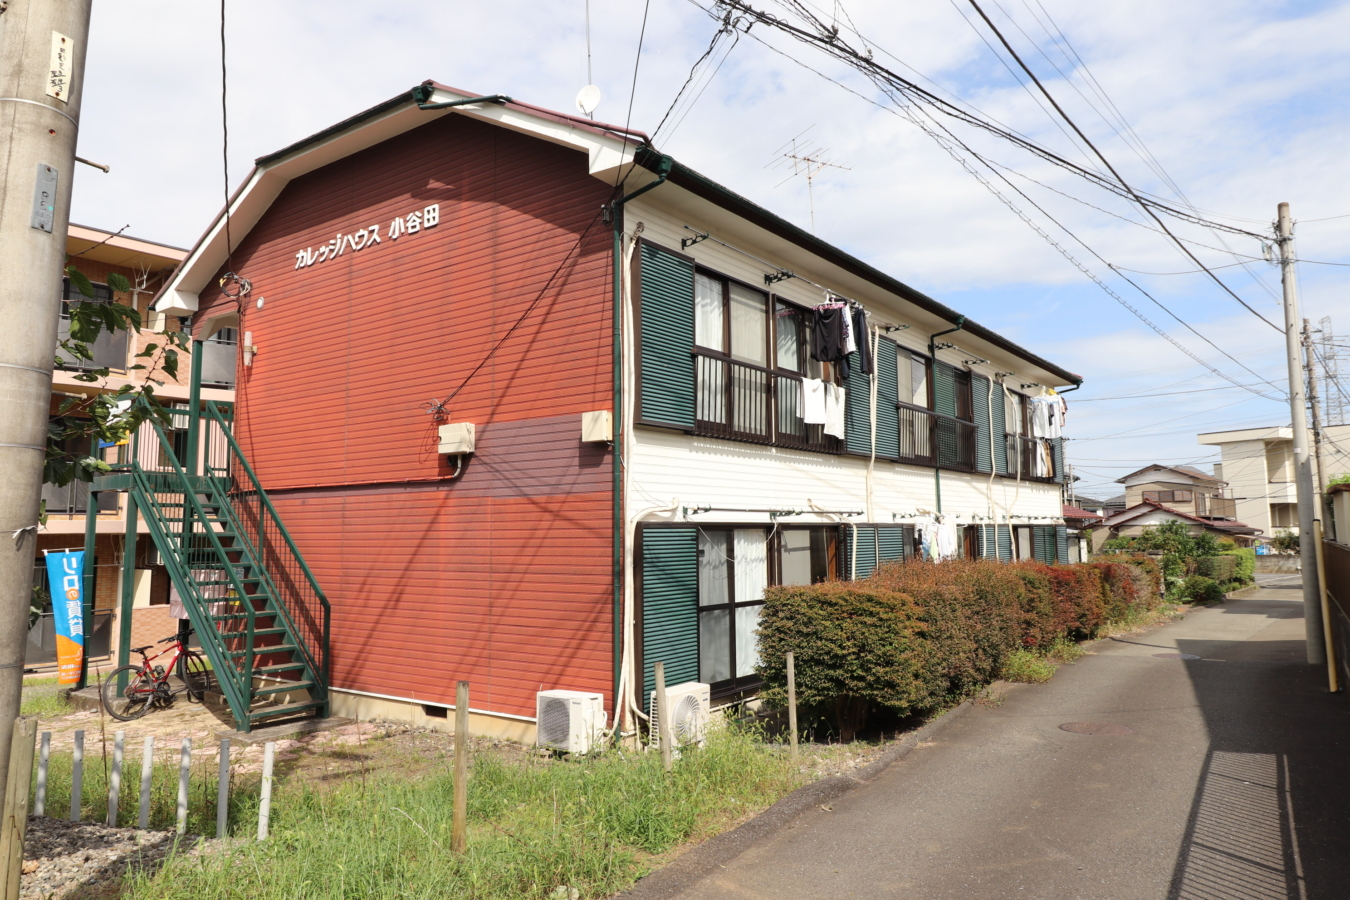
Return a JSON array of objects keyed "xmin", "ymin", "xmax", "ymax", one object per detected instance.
[{"xmin": 71, "ymin": 0, "xmax": 1350, "ymax": 504}]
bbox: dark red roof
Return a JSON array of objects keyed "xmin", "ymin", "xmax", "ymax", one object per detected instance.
[{"xmin": 1063, "ymin": 504, "xmax": 1104, "ymax": 522}]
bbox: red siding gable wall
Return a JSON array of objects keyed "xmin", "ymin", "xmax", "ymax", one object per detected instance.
[{"xmin": 194, "ymin": 114, "xmax": 615, "ymax": 719}]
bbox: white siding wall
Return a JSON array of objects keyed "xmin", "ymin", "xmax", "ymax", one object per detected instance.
[{"xmin": 631, "ymin": 425, "xmax": 1063, "ymax": 527}]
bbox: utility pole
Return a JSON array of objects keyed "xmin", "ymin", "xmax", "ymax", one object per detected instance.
[
  {"xmin": 1277, "ymin": 203, "xmax": 1326, "ymax": 665},
  {"xmin": 0, "ymin": 0, "xmax": 94, "ymax": 817},
  {"xmin": 1304, "ymin": 318, "xmax": 1329, "ymax": 501}
]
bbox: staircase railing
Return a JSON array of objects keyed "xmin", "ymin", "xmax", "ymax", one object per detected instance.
[{"xmin": 201, "ymin": 400, "xmax": 330, "ymax": 701}]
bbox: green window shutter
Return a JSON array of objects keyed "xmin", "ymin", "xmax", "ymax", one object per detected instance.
[
  {"xmin": 1055, "ymin": 525, "xmax": 1069, "ymax": 564},
  {"xmin": 1051, "ymin": 437, "xmax": 1067, "ymax": 484},
  {"xmin": 874, "ymin": 340, "xmax": 900, "ymax": 459},
  {"xmin": 972, "ymin": 374, "xmax": 992, "ymax": 473},
  {"xmin": 933, "ymin": 362, "xmax": 958, "ymax": 418},
  {"xmin": 844, "ymin": 365, "xmax": 872, "ymax": 455},
  {"xmin": 992, "ymin": 384, "xmax": 1009, "ymax": 475},
  {"xmin": 640, "ymin": 528, "xmax": 699, "ymax": 709},
  {"xmin": 995, "ymin": 525, "xmax": 1014, "ymax": 561},
  {"xmin": 878, "ymin": 526, "xmax": 906, "ymax": 564},
  {"xmin": 1033, "ymin": 526, "xmax": 1055, "ymax": 564},
  {"xmin": 843, "ymin": 526, "xmax": 879, "ymax": 579},
  {"xmin": 637, "ymin": 242, "xmax": 695, "ymax": 429}
]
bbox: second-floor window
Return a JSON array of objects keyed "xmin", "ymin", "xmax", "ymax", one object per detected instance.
[{"xmin": 1143, "ymin": 490, "xmax": 1193, "ymax": 503}]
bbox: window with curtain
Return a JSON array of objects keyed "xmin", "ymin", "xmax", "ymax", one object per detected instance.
[
  {"xmin": 696, "ymin": 528, "xmax": 769, "ymax": 690},
  {"xmin": 694, "ymin": 273, "xmax": 724, "ymax": 350},
  {"xmin": 898, "ymin": 352, "xmax": 929, "ymax": 409},
  {"xmin": 776, "ymin": 528, "xmax": 836, "ymax": 585}
]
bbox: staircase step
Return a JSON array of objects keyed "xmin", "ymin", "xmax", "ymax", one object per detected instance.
[
  {"xmin": 228, "ymin": 644, "xmax": 298, "ymax": 658},
  {"xmin": 248, "ymin": 699, "xmax": 325, "ymax": 722},
  {"xmin": 253, "ymin": 680, "xmax": 314, "ymax": 697},
  {"xmin": 253, "ymin": 661, "xmax": 307, "ymax": 675}
]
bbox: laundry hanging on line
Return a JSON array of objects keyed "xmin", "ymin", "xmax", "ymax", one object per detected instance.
[
  {"xmin": 823, "ymin": 383, "xmax": 847, "ymax": 438},
  {"xmin": 801, "ymin": 378, "xmax": 827, "ymax": 425}
]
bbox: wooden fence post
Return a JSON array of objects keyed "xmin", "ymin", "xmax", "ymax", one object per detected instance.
[
  {"xmin": 69, "ymin": 730, "xmax": 83, "ymax": 822},
  {"xmin": 106, "ymin": 731, "xmax": 124, "ymax": 826},
  {"xmin": 452, "ymin": 681, "xmax": 469, "ymax": 853},
  {"xmin": 33, "ymin": 733, "xmax": 48, "ymax": 817},
  {"xmin": 137, "ymin": 736, "xmax": 153, "ymax": 829},
  {"xmin": 257, "ymin": 742, "xmax": 275, "ymax": 841},
  {"xmin": 1, "ymin": 717, "xmax": 38, "ymax": 900},
  {"xmin": 175, "ymin": 738, "xmax": 191, "ymax": 835},
  {"xmin": 216, "ymin": 738, "xmax": 230, "ymax": 838},
  {"xmin": 655, "ymin": 662, "xmax": 671, "ymax": 773},
  {"xmin": 786, "ymin": 651, "xmax": 798, "ymax": 760}
]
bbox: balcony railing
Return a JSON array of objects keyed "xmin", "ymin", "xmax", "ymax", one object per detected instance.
[
  {"xmin": 56, "ymin": 314, "xmax": 128, "ymax": 371},
  {"xmin": 898, "ymin": 404, "xmax": 936, "ymax": 466},
  {"xmin": 936, "ymin": 414, "xmax": 976, "ymax": 472},
  {"xmin": 1197, "ymin": 495, "xmax": 1237, "ymax": 519},
  {"xmin": 694, "ymin": 352, "xmax": 843, "ymax": 454},
  {"xmin": 1009, "ymin": 434, "xmax": 1057, "ymax": 482},
  {"xmin": 199, "ymin": 336, "xmax": 237, "ymax": 387}
]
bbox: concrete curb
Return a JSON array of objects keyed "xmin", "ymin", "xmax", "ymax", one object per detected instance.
[{"xmin": 613, "ymin": 699, "xmax": 977, "ymax": 900}]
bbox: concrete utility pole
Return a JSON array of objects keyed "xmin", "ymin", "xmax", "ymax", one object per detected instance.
[
  {"xmin": 0, "ymin": 0, "xmax": 94, "ymax": 810},
  {"xmin": 1277, "ymin": 203, "xmax": 1326, "ymax": 664},
  {"xmin": 1304, "ymin": 318, "xmax": 1329, "ymax": 498}
]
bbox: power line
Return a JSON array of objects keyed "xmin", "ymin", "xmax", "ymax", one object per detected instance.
[
  {"xmin": 612, "ymin": 0, "xmax": 654, "ymax": 193},
  {"xmin": 961, "ymin": 0, "xmax": 1281, "ymax": 332},
  {"xmin": 696, "ymin": 1, "xmax": 1283, "ymax": 398}
]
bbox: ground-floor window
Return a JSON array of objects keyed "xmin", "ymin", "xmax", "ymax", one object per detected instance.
[{"xmin": 697, "ymin": 528, "xmax": 767, "ymax": 687}]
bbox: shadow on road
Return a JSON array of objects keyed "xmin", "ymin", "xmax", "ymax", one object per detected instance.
[{"xmin": 1168, "ymin": 598, "xmax": 1348, "ymax": 900}]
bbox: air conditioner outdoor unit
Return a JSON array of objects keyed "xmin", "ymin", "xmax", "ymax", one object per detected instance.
[
  {"xmin": 536, "ymin": 690, "xmax": 607, "ymax": 755},
  {"xmin": 648, "ymin": 681, "xmax": 712, "ymax": 749}
]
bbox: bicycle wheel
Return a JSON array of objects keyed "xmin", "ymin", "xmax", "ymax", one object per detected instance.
[
  {"xmin": 177, "ymin": 651, "xmax": 213, "ymax": 702},
  {"xmin": 101, "ymin": 665, "xmax": 156, "ymax": 721}
]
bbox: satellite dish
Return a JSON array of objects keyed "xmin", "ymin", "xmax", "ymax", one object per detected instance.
[{"xmin": 575, "ymin": 85, "xmax": 601, "ymax": 117}]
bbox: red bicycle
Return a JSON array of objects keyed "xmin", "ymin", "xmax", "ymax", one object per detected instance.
[{"xmin": 101, "ymin": 630, "xmax": 213, "ymax": 721}]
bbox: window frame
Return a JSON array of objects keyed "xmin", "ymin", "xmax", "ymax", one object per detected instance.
[
  {"xmin": 696, "ymin": 526, "xmax": 771, "ymax": 697},
  {"xmin": 692, "ymin": 268, "xmax": 773, "ymax": 366}
]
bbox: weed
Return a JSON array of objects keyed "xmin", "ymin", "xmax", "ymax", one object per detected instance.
[
  {"xmin": 1000, "ymin": 649, "xmax": 1057, "ymax": 684},
  {"xmin": 21, "ymin": 677, "xmax": 70, "ymax": 719},
  {"xmin": 1046, "ymin": 638, "xmax": 1086, "ymax": 664}
]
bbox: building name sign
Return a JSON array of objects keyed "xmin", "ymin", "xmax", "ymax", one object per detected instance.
[{"xmin": 294, "ymin": 203, "xmax": 441, "ymax": 270}]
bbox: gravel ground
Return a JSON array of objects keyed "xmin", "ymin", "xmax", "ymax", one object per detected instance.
[{"xmin": 20, "ymin": 817, "xmax": 195, "ymax": 900}]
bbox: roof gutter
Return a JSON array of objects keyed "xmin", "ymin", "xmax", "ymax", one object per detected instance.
[{"xmin": 414, "ymin": 89, "xmax": 513, "ymax": 111}]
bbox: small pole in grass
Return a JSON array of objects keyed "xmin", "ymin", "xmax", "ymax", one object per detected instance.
[
  {"xmin": 176, "ymin": 737, "xmax": 191, "ymax": 835},
  {"xmin": 34, "ymin": 732, "xmax": 49, "ymax": 816},
  {"xmin": 655, "ymin": 661, "xmax": 671, "ymax": 773},
  {"xmin": 106, "ymin": 730, "xmax": 124, "ymax": 826},
  {"xmin": 215, "ymin": 738, "xmax": 229, "ymax": 838},
  {"xmin": 786, "ymin": 651, "xmax": 799, "ymax": 760},
  {"xmin": 70, "ymin": 730, "xmax": 84, "ymax": 822},
  {"xmin": 138, "ymin": 735, "xmax": 154, "ymax": 829},
  {"xmin": 257, "ymin": 742, "xmax": 275, "ymax": 841},
  {"xmin": 451, "ymin": 680, "xmax": 469, "ymax": 853}
]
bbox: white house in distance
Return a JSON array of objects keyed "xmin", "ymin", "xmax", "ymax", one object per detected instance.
[
  {"xmin": 1198, "ymin": 425, "xmax": 1350, "ymax": 537},
  {"xmin": 1093, "ymin": 464, "xmax": 1261, "ymax": 550}
]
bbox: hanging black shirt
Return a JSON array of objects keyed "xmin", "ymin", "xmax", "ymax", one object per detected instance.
[
  {"xmin": 811, "ymin": 306, "xmax": 848, "ymax": 363},
  {"xmin": 852, "ymin": 307, "xmax": 874, "ymax": 376}
]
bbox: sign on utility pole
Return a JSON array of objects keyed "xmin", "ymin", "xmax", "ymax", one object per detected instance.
[
  {"xmin": 0, "ymin": 0, "xmax": 94, "ymax": 816},
  {"xmin": 1277, "ymin": 202, "xmax": 1327, "ymax": 665}
]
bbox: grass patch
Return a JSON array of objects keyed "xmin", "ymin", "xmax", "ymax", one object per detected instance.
[
  {"xmin": 999, "ymin": 649, "xmax": 1057, "ymax": 684},
  {"xmin": 1046, "ymin": 637, "xmax": 1086, "ymax": 664},
  {"xmin": 120, "ymin": 725, "xmax": 802, "ymax": 900},
  {"xmin": 21, "ymin": 676, "xmax": 70, "ymax": 718}
]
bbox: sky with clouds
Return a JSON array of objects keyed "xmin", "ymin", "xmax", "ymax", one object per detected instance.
[{"xmin": 70, "ymin": 0, "xmax": 1350, "ymax": 505}]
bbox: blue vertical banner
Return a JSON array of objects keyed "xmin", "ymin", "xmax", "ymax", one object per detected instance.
[{"xmin": 44, "ymin": 551, "xmax": 85, "ymax": 685}]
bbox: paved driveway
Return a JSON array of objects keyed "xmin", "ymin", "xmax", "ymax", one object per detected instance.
[{"xmin": 678, "ymin": 576, "xmax": 1350, "ymax": 900}]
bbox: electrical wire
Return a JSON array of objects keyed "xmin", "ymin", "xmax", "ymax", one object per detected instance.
[
  {"xmin": 651, "ymin": 17, "xmax": 739, "ymax": 141},
  {"xmin": 612, "ymin": 0, "xmax": 654, "ymax": 193},
  {"xmin": 961, "ymin": 0, "xmax": 1281, "ymax": 332},
  {"xmin": 220, "ymin": 0, "xmax": 232, "ymax": 272}
]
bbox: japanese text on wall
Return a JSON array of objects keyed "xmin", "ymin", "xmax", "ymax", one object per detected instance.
[{"xmin": 294, "ymin": 203, "xmax": 440, "ymax": 270}]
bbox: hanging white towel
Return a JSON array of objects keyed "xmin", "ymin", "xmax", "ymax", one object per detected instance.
[
  {"xmin": 801, "ymin": 378, "xmax": 827, "ymax": 425},
  {"xmin": 842, "ymin": 309, "xmax": 857, "ymax": 355},
  {"xmin": 823, "ymin": 383, "xmax": 847, "ymax": 438}
]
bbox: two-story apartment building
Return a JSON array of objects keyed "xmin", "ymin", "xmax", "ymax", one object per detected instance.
[
  {"xmin": 1198, "ymin": 425, "xmax": 1350, "ymax": 538},
  {"xmin": 150, "ymin": 83, "xmax": 1081, "ymax": 739},
  {"xmin": 32, "ymin": 225, "xmax": 233, "ymax": 670}
]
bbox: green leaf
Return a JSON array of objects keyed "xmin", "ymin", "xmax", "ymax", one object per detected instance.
[
  {"xmin": 106, "ymin": 272, "xmax": 132, "ymax": 293},
  {"xmin": 162, "ymin": 348, "xmax": 179, "ymax": 381},
  {"xmin": 65, "ymin": 266, "xmax": 95, "ymax": 298}
]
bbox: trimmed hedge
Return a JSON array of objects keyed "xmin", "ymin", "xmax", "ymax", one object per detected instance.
[
  {"xmin": 1194, "ymin": 555, "xmax": 1237, "ymax": 583},
  {"xmin": 757, "ymin": 556, "xmax": 1162, "ymax": 739},
  {"xmin": 1223, "ymin": 548, "xmax": 1256, "ymax": 585}
]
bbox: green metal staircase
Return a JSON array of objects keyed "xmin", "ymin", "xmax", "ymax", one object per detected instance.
[{"xmin": 96, "ymin": 399, "xmax": 330, "ymax": 732}]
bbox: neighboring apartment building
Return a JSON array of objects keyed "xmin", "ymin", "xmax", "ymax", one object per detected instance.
[
  {"xmin": 32, "ymin": 225, "xmax": 233, "ymax": 670},
  {"xmin": 1198, "ymin": 425, "xmax": 1350, "ymax": 537},
  {"xmin": 149, "ymin": 83, "xmax": 1081, "ymax": 739},
  {"xmin": 1093, "ymin": 464, "xmax": 1260, "ymax": 549}
]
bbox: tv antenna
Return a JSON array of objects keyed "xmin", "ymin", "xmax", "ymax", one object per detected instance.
[{"xmin": 767, "ymin": 127, "xmax": 852, "ymax": 234}]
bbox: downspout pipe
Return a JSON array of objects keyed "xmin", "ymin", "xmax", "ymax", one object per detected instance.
[
  {"xmin": 608, "ymin": 152, "xmax": 671, "ymax": 732},
  {"xmin": 928, "ymin": 316, "xmax": 965, "ymax": 515}
]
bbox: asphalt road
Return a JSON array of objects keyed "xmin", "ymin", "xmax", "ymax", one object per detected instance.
[{"xmin": 681, "ymin": 575, "xmax": 1350, "ymax": 900}]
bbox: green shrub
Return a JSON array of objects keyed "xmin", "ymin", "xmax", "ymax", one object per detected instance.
[
  {"xmin": 1194, "ymin": 555, "xmax": 1237, "ymax": 583},
  {"xmin": 1182, "ymin": 575, "xmax": 1224, "ymax": 604},
  {"xmin": 758, "ymin": 555, "xmax": 1162, "ymax": 736},
  {"xmin": 1223, "ymin": 548, "xmax": 1256, "ymax": 585},
  {"xmin": 1001, "ymin": 649, "xmax": 1056, "ymax": 683}
]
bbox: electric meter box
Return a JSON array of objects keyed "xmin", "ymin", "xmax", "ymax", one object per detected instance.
[{"xmin": 437, "ymin": 422, "xmax": 477, "ymax": 455}]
